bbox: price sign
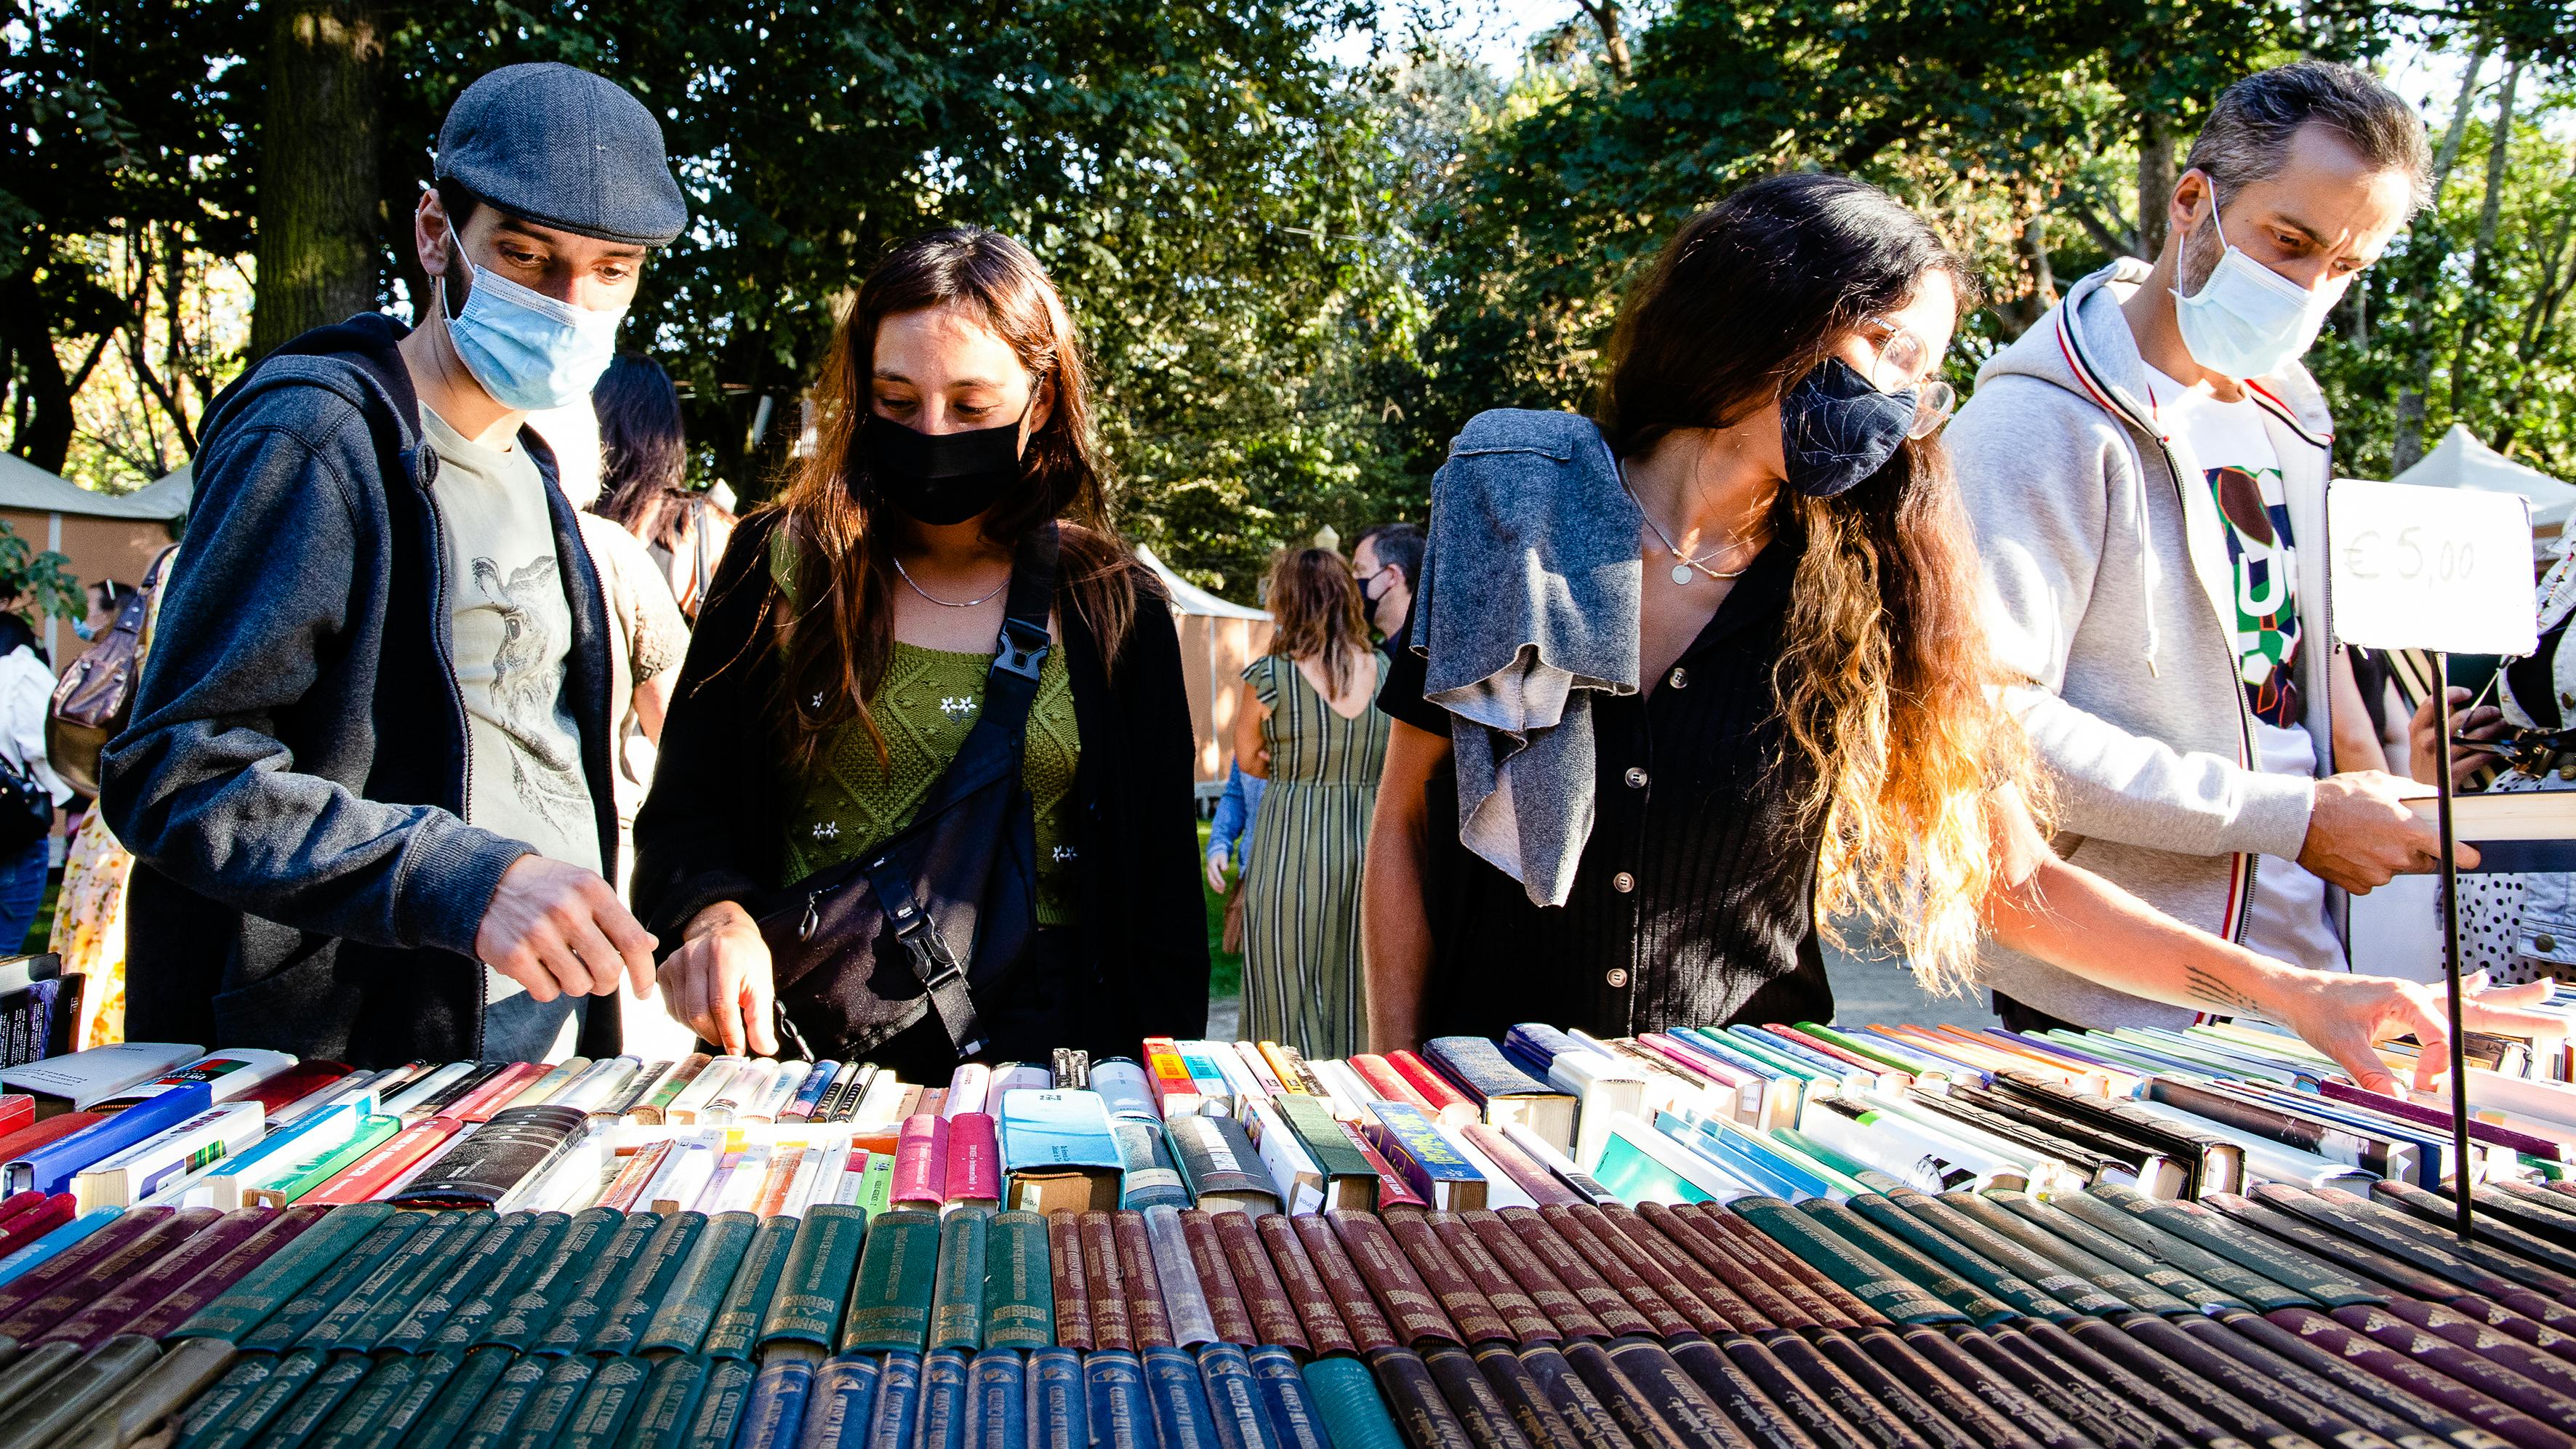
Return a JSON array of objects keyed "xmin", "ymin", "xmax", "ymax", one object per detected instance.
[{"xmin": 2329, "ymin": 478, "xmax": 2537, "ymax": 657}]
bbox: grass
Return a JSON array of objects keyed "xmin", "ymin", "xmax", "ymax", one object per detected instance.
[{"xmin": 1197, "ymin": 819, "xmax": 1243, "ymax": 998}]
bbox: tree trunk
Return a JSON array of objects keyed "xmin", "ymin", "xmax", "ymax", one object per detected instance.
[
  {"xmin": 2391, "ymin": 39, "xmax": 2495, "ymax": 473},
  {"xmin": 2136, "ymin": 110, "xmax": 2177, "ymax": 258},
  {"xmin": 2447, "ymin": 51, "xmax": 2521, "ymax": 415},
  {"xmin": 0, "ymin": 274, "xmax": 78, "ymax": 475},
  {"xmin": 2429, "ymin": 36, "xmax": 2492, "ymax": 207},
  {"xmin": 251, "ymin": 0, "xmax": 383, "ymax": 360},
  {"xmin": 1571, "ymin": 0, "xmax": 1630, "ymax": 84}
]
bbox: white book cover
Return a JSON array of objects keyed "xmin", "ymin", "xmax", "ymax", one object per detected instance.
[
  {"xmin": 552, "ymin": 1056, "xmax": 641, "ymax": 1115},
  {"xmin": 381, "ymin": 1060, "xmax": 477, "ymax": 1117},
  {"xmin": 272, "ymin": 1067, "xmax": 382, "ymax": 1128},
  {"xmin": 76, "ymin": 1100, "xmax": 264, "ymax": 1212},
  {"xmin": 1246, "ymin": 1098, "xmax": 1325, "ymax": 1214},
  {"xmin": 1303, "ymin": 1059, "xmax": 1376, "ymax": 1121},
  {"xmin": 1549, "ymin": 1052, "xmax": 1649, "ymax": 1173},
  {"xmin": 944, "ymin": 1064, "xmax": 992, "ymax": 1117},
  {"xmin": 1, "ymin": 1042, "xmax": 201, "ymax": 1109},
  {"xmin": 746, "ymin": 1062, "xmax": 809, "ymax": 1124},
  {"xmin": 851, "ymin": 1069, "xmax": 910, "ymax": 1131},
  {"xmin": 1432, "ymin": 1120, "xmax": 1533, "ymax": 1210},
  {"xmin": 97, "ymin": 1048, "xmax": 299, "ymax": 1112},
  {"xmin": 667, "ymin": 1058, "xmax": 745, "ymax": 1125},
  {"xmin": 206, "ymin": 1096, "xmax": 377, "ymax": 1211},
  {"xmin": 1207, "ymin": 1044, "xmax": 1270, "ymax": 1111}
]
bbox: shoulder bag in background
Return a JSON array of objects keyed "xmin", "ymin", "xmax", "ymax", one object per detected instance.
[{"xmin": 48, "ymin": 544, "xmax": 178, "ymax": 798}]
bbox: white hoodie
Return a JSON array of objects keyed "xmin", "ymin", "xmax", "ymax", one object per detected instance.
[{"xmin": 1948, "ymin": 258, "xmax": 2341, "ymax": 1027}]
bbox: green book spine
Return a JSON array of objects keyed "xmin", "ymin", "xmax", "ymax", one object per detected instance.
[
  {"xmin": 556, "ymin": 1355, "xmax": 654, "ymax": 1449},
  {"xmin": 702, "ymin": 1216, "xmax": 798, "ymax": 1360},
  {"xmin": 859, "ymin": 1157, "xmax": 894, "ymax": 1216},
  {"xmin": 236, "ymin": 1213, "xmax": 429, "ymax": 1353},
  {"xmin": 1797, "ymin": 1199, "xmax": 2015, "ymax": 1326},
  {"xmin": 253, "ymin": 1350, "xmax": 375, "ymax": 1448},
  {"xmin": 838, "ymin": 1209, "xmax": 942, "ymax": 1352},
  {"xmin": 1843, "ymin": 1195, "xmax": 2074, "ymax": 1322},
  {"xmin": 758, "ymin": 1203, "xmax": 872, "ymax": 1348},
  {"xmin": 504, "ymin": 1357, "xmax": 600, "ymax": 1448},
  {"xmin": 638, "ymin": 1211, "xmax": 758, "ymax": 1356},
  {"xmin": 927, "ymin": 1208, "xmax": 992, "ymax": 1351},
  {"xmin": 617, "ymin": 1355, "xmax": 712, "ymax": 1449},
  {"xmin": 318, "ymin": 1211, "xmax": 495, "ymax": 1352},
  {"xmin": 272, "ymin": 1115, "xmax": 402, "ymax": 1200},
  {"xmin": 682, "ymin": 1359, "xmax": 757, "ymax": 1448},
  {"xmin": 534, "ymin": 1209, "xmax": 664, "ymax": 1354},
  {"xmin": 982, "ymin": 1210, "xmax": 1055, "ymax": 1350},
  {"xmin": 430, "ymin": 1213, "xmax": 573, "ymax": 1352},
  {"xmin": 586, "ymin": 1212, "xmax": 706, "ymax": 1356},
  {"xmin": 442, "ymin": 1354, "xmax": 551, "ymax": 1449},
  {"xmin": 361, "ymin": 1346, "xmax": 465, "ymax": 1449},
  {"xmin": 172, "ymin": 1203, "xmax": 397, "ymax": 1343},
  {"xmin": 2091, "ymin": 1184, "xmax": 2379, "ymax": 1307},
  {"xmin": 191, "ymin": 1347, "xmax": 331, "ymax": 1449},
  {"xmin": 174, "ymin": 1355, "xmax": 279, "ymax": 1445},
  {"xmin": 381, "ymin": 1211, "xmax": 539, "ymax": 1355},
  {"xmin": 2045, "ymin": 1189, "xmax": 2301, "ymax": 1311},
  {"xmin": 404, "ymin": 1346, "xmax": 518, "ymax": 1449},
  {"xmin": 1728, "ymin": 1197, "xmax": 1963, "ymax": 1325},
  {"xmin": 307, "ymin": 1351, "xmax": 422, "ymax": 1449},
  {"xmin": 476, "ymin": 1207, "xmax": 628, "ymax": 1352}
]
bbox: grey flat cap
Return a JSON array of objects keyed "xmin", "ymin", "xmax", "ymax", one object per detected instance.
[{"xmin": 437, "ymin": 63, "xmax": 688, "ymax": 246}]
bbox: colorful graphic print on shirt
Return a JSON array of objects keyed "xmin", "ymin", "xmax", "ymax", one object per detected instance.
[{"xmin": 2210, "ymin": 462, "xmax": 2303, "ymax": 728}]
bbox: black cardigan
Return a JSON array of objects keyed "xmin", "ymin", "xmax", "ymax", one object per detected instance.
[{"xmin": 630, "ymin": 514, "xmax": 1211, "ymax": 1061}]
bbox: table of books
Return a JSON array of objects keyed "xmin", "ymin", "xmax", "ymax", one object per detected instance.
[{"xmin": 11, "ymin": 1009, "xmax": 2576, "ymax": 1449}]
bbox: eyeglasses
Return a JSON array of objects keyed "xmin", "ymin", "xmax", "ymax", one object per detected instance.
[{"xmin": 1865, "ymin": 323, "xmax": 1957, "ymax": 439}]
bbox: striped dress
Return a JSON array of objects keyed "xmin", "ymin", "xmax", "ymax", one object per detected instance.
[{"xmin": 1239, "ymin": 651, "xmax": 1391, "ymax": 1058}]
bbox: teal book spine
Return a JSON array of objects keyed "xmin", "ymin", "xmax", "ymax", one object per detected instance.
[
  {"xmin": 444, "ymin": 1354, "xmax": 552, "ymax": 1449},
  {"xmin": 476, "ymin": 1207, "xmax": 627, "ymax": 1351},
  {"xmin": 430, "ymin": 1212, "xmax": 573, "ymax": 1352},
  {"xmin": 758, "ymin": 1203, "xmax": 871, "ymax": 1349},
  {"xmin": 236, "ymin": 1213, "xmax": 428, "ymax": 1353},
  {"xmin": 190, "ymin": 1347, "xmax": 329, "ymax": 1449},
  {"xmin": 637, "ymin": 1210, "xmax": 757, "ymax": 1356},
  {"xmin": 927, "ymin": 1208, "xmax": 990, "ymax": 1351},
  {"xmin": 306, "ymin": 1354, "xmax": 422, "ymax": 1449},
  {"xmin": 398, "ymin": 1346, "xmax": 518, "ymax": 1449},
  {"xmin": 319, "ymin": 1211, "xmax": 495, "ymax": 1352},
  {"xmin": 703, "ymin": 1216, "xmax": 799, "ymax": 1360},
  {"xmin": 251, "ymin": 1350, "xmax": 375, "ymax": 1449},
  {"xmin": 380, "ymin": 1211, "xmax": 537, "ymax": 1355},
  {"xmin": 534, "ymin": 1211, "xmax": 663, "ymax": 1354},
  {"xmin": 618, "ymin": 1354, "xmax": 710, "ymax": 1449},
  {"xmin": 682, "ymin": 1359, "xmax": 758, "ymax": 1448},
  {"xmin": 172, "ymin": 1203, "xmax": 396, "ymax": 1344},
  {"xmin": 587, "ymin": 1211, "xmax": 706, "ymax": 1355},
  {"xmin": 556, "ymin": 1356, "xmax": 654, "ymax": 1449}
]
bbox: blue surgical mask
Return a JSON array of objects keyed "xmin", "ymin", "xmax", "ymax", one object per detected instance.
[
  {"xmin": 2171, "ymin": 209, "xmax": 2347, "ymax": 381},
  {"xmin": 1778, "ymin": 358, "xmax": 1917, "ymax": 499},
  {"xmin": 442, "ymin": 254, "xmax": 627, "ymax": 412}
]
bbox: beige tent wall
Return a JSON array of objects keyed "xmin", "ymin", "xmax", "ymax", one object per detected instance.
[{"xmin": 1178, "ymin": 611, "xmax": 1274, "ymax": 790}]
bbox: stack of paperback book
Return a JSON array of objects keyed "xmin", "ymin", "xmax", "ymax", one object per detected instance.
[{"xmin": 10, "ymin": 1008, "xmax": 2576, "ymax": 1448}]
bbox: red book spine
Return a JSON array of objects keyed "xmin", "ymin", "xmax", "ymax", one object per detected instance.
[
  {"xmin": 1387, "ymin": 1051, "xmax": 1475, "ymax": 1114},
  {"xmin": 452, "ymin": 1062, "xmax": 550, "ymax": 1123},
  {"xmin": 1254, "ymin": 1212, "xmax": 1355, "ymax": 1356},
  {"xmin": 0, "ymin": 1205, "xmax": 169, "ymax": 1324},
  {"xmin": 1637, "ymin": 1201, "xmax": 1810, "ymax": 1333},
  {"xmin": 124, "ymin": 1203, "xmax": 330, "ymax": 1339},
  {"xmin": 1427, "ymin": 1211, "xmax": 1559, "ymax": 1345},
  {"xmin": 944, "ymin": 1113, "xmax": 999, "ymax": 1203},
  {"xmin": 0, "ymin": 1193, "xmax": 71, "ymax": 1257},
  {"xmin": 1497, "ymin": 1207, "xmax": 1651, "ymax": 1338},
  {"xmin": 0, "ymin": 1110, "xmax": 105, "ymax": 1165},
  {"xmin": 245, "ymin": 1063, "xmax": 353, "ymax": 1117},
  {"xmin": 1112, "ymin": 1211, "xmax": 1174, "ymax": 1348},
  {"xmin": 1349, "ymin": 1056, "xmax": 1435, "ymax": 1112},
  {"xmin": 1573, "ymin": 1203, "xmax": 1733, "ymax": 1336},
  {"xmin": 1328, "ymin": 1208, "xmax": 1463, "ymax": 1347},
  {"xmin": 1682, "ymin": 1205, "xmax": 1872, "ymax": 1330},
  {"xmin": 0, "ymin": 1205, "xmax": 216, "ymax": 1340},
  {"xmin": 301, "ymin": 1116, "xmax": 463, "ymax": 1205},
  {"xmin": 1291, "ymin": 1213, "xmax": 1400, "ymax": 1352},
  {"xmin": 1078, "ymin": 1211, "xmax": 1134, "ymax": 1352},
  {"xmin": 1538, "ymin": 1203, "xmax": 1690, "ymax": 1338},
  {"xmin": 1460, "ymin": 1209, "xmax": 1606, "ymax": 1341},
  {"xmin": 1048, "ymin": 1211, "xmax": 1095, "ymax": 1352},
  {"xmin": 0, "ymin": 1093, "xmax": 31, "ymax": 1138},
  {"xmin": 1339, "ymin": 1121, "xmax": 1428, "ymax": 1210},
  {"xmin": 35, "ymin": 1206, "xmax": 273, "ymax": 1351},
  {"xmin": 1179, "ymin": 1211, "xmax": 1259, "ymax": 1346},
  {"xmin": 1378, "ymin": 1207, "xmax": 1511, "ymax": 1346},
  {"xmin": 1458, "ymin": 1125, "xmax": 1581, "ymax": 1208},
  {"xmin": 1212, "ymin": 1211, "xmax": 1308, "ymax": 1354},
  {"xmin": 0, "ymin": 1187, "xmax": 47, "ymax": 1232}
]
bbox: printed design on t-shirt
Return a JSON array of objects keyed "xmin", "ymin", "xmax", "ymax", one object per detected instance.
[
  {"xmin": 2209, "ymin": 463, "xmax": 2302, "ymax": 728},
  {"xmin": 471, "ymin": 554, "xmax": 591, "ymax": 815}
]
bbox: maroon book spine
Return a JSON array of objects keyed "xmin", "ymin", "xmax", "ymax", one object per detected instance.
[
  {"xmin": 1637, "ymin": 1201, "xmax": 1807, "ymax": 1334},
  {"xmin": 1378, "ymin": 1208, "xmax": 1511, "ymax": 1346},
  {"xmin": 2383, "ymin": 1293, "xmax": 2576, "ymax": 1400},
  {"xmin": 1111, "ymin": 1211, "xmax": 1174, "ymax": 1349},
  {"xmin": 1684, "ymin": 1204, "xmax": 1874, "ymax": 1331},
  {"xmin": 36, "ymin": 1206, "xmax": 275, "ymax": 1350},
  {"xmin": 1179, "ymin": 1211, "xmax": 1258, "ymax": 1346},
  {"xmin": 2260, "ymin": 1306, "xmax": 2557, "ymax": 1445},
  {"xmin": 1538, "ymin": 1203, "xmax": 1692, "ymax": 1339},
  {"xmin": 127, "ymin": 1205, "xmax": 332, "ymax": 1341},
  {"xmin": 1498, "ymin": 1207, "xmax": 1653, "ymax": 1338},
  {"xmin": 1327, "ymin": 1209, "xmax": 1463, "ymax": 1348},
  {"xmin": 0, "ymin": 1205, "xmax": 173, "ymax": 1325},
  {"xmin": 1078, "ymin": 1211, "xmax": 1135, "ymax": 1352},
  {"xmin": 1461, "ymin": 1209, "xmax": 1608, "ymax": 1341},
  {"xmin": 1581, "ymin": 1203, "xmax": 1736, "ymax": 1336},
  {"xmin": 1292, "ymin": 1214, "xmax": 1401, "ymax": 1352},
  {"xmin": 2332, "ymin": 1302, "xmax": 2576, "ymax": 1421},
  {"xmin": 1049, "ymin": 1210, "xmax": 1096, "ymax": 1352},
  {"xmin": 0, "ymin": 1205, "xmax": 217, "ymax": 1340},
  {"xmin": 1255, "ymin": 1213, "xmax": 1357, "ymax": 1356},
  {"xmin": 1213, "ymin": 1211, "xmax": 1308, "ymax": 1354},
  {"xmin": 1427, "ymin": 1211, "xmax": 1557, "ymax": 1346}
]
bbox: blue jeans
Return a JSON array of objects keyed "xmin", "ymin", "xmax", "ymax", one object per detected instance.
[{"xmin": 0, "ymin": 838, "xmax": 49, "ymax": 953}]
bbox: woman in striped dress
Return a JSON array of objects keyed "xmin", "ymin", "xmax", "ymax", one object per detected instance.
[{"xmin": 1232, "ymin": 547, "xmax": 1391, "ymax": 1057}]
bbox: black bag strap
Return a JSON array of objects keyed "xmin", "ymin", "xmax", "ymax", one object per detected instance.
[{"xmin": 864, "ymin": 521, "xmax": 1059, "ymax": 1056}]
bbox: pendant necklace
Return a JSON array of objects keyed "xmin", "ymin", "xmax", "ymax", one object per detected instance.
[
  {"xmin": 1618, "ymin": 459, "xmax": 1765, "ymax": 585},
  {"xmin": 893, "ymin": 555, "xmax": 1010, "ymax": 608}
]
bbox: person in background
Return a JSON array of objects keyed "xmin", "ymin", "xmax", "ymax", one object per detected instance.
[
  {"xmin": 1948, "ymin": 63, "xmax": 2445, "ymax": 1032},
  {"xmin": 0, "ymin": 611, "xmax": 65, "ymax": 951},
  {"xmin": 1352, "ymin": 521, "xmax": 1423, "ymax": 643},
  {"xmin": 635, "ymin": 226, "xmax": 1205, "ymax": 1074},
  {"xmin": 1203, "ymin": 760, "xmax": 1266, "ymax": 891},
  {"xmin": 1234, "ymin": 547, "xmax": 1389, "ymax": 1057},
  {"xmin": 101, "ymin": 63, "xmax": 679, "ymax": 1064},
  {"xmin": 591, "ymin": 353, "xmax": 737, "ymax": 619},
  {"xmin": 1363, "ymin": 171, "xmax": 2557, "ymax": 1097}
]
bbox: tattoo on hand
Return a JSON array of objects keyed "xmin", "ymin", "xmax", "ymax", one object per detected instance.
[{"xmin": 2186, "ymin": 966, "xmax": 2263, "ymax": 1016}]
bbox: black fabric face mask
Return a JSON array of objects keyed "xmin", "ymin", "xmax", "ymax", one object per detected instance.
[
  {"xmin": 1778, "ymin": 357, "xmax": 1917, "ymax": 499},
  {"xmin": 858, "ymin": 411, "xmax": 1027, "ymax": 526}
]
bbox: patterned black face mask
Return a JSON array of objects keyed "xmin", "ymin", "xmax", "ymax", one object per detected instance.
[{"xmin": 1778, "ymin": 358, "xmax": 1918, "ymax": 499}]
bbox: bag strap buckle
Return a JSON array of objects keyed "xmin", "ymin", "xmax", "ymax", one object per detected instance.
[{"xmin": 992, "ymin": 619, "xmax": 1048, "ymax": 683}]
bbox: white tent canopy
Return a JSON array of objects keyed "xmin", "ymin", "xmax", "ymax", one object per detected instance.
[
  {"xmin": 2392, "ymin": 424, "xmax": 2576, "ymax": 531},
  {"xmin": 0, "ymin": 452, "xmax": 190, "ymax": 521},
  {"xmin": 1135, "ymin": 543, "xmax": 1268, "ymax": 619}
]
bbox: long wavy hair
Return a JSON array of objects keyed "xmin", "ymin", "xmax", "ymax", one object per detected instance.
[
  {"xmin": 590, "ymin": 353, "xmax": 726, "ymax": 553},
  {"xmin": 1262, "ymin": 548, "xmax": 1373, "ymax": 697},
  {"xmin": 764, "ymin": 227, "xmax": 1141, "ymax": 766},
  {"xmin": 1598, "ymin": 172, "xmax": 2037, "ymax": 995}
]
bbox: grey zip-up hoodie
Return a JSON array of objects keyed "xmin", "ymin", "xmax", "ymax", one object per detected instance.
[{"xmin": 1948, "ymin": 258, "xmax": 2342, "ymax": 1027}]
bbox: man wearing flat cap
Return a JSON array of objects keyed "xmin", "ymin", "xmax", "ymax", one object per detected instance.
[{"xmin": 104, "ymin": 64, "xmax": 691, "ymax": 1065}]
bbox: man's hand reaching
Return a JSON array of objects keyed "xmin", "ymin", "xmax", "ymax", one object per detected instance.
[{"xmin": 473, "ymin": 854, "xmax": 659, "ymax": 1003}]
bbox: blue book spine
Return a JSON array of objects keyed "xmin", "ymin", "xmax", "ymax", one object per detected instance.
[
  {"xmin": 1245, "ymin": 1347, "xmax": 1332, "ymax": 1449},
  {"xmin": 967, "ymin": 1349, "xmax": 1029, "ymax": 1449},
  {"xmin": 0, "ymin": 1205, "xmax": 118, "ymax": 1288},
  {"xmin": 918, "ymin": 1348, "xmax": 972, "ymax": 1449},
  {"xmin": 1195, "ymin": 1343, "xmax": 1281, "ymax": 1449},
  {"xmin": 1141, "ymin": 1345, "xmax": 1221, "ymax": 1449},
  {"xmin": 1736, "ymin": 1026, "xmax": 1869, "ymax": 1081},
  {"xmin": 864, "ymin": 1352, "xmax": 923, "ymax": 1449},
  {"xmin": 12, "ymin": 1080, "xmax": 213, "ymax": 1193},
  {"xmin": 737, "ymin": 1358, "xmax": 815, "ymax": 1449},
  {"xmin": 797, "ymin": 1354, "xmax": 882, "ymax": 1449},
  {"xmin": 1027, "ymin": 1348, "xmax": 1086, "ymax": 1449},
  {"xmin": 790, "ymin": 1062, "xmax": 840, "ymax": 1120},
  {"xmin": 1083, "ymin": 1351, "xmax": 1155, "ymax": 1449}
]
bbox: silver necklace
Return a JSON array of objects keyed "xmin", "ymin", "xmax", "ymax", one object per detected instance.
[
  {"xmin": 1618, "ymin": 460, "xmax": 1765, "ymax": 585},
  {"xmin": 892, "ymin": 555, "xmax": 1009, "ymax": 608}
]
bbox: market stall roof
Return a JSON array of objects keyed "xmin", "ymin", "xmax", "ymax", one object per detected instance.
[
  {"xmin": 1136, "ymin": 543, "xmax": 1268, "ymax": 620},
  {"xmin": 0, "ymin": 451, "xmax": 192, "ymax": 521},
  {"xmin": 122, "ymin": 465, "xmax": 194, "ymax": 520},
  {"xmin": 2393, "ymin": 423, "xmax": 2576, "ymax": 529}
]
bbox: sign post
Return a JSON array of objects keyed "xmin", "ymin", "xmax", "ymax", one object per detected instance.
[{"xmin": 2329, "ymin": 478, "xmax": 2537, "ymax": 1242}]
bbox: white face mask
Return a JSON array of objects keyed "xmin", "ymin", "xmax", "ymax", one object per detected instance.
[
  {"xmin": 442, "ymin": 255, "xmax": 627, "ymax": 413},
  {"xmin": 2170, "ymin": 207, "xmax": 2348, "ymax": 381}
]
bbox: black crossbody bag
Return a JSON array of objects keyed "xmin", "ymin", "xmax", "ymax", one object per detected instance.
[{"xmin": 753, "ymin": 522, "xmax": 1057, "ymax": 1061}]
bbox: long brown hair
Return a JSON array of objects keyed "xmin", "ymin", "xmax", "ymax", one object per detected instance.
[
  {"xmin": 763, "ymin": 227, "xmax": 1141, "ymax": 765},
  {"xmin": 1601, "ymin": 172, "xmax": 2036, "ymax": 994},
  {"xmin": 1262, "ymin": 548, "xmax": 1373, "ymax": 697}
]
